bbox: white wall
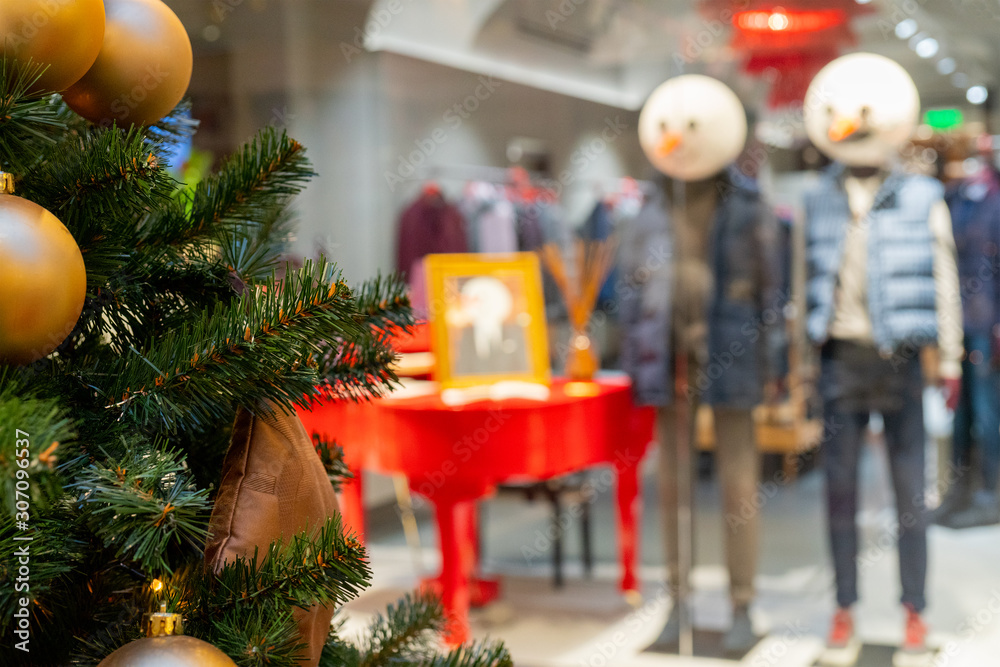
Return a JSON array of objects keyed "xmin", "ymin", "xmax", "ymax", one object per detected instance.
[{"xmin": 261, "ymin": 2, "xmax": 648, "ymax": 283}]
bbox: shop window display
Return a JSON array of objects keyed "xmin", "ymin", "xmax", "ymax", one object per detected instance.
[{"xmin": 4, "ymin": 2, "xmax": 1000, "ymax": 666}]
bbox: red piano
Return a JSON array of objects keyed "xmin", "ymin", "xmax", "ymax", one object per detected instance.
[{"xmin": 296, "ymin": 375, "xmax": 655, "ymax": 644}]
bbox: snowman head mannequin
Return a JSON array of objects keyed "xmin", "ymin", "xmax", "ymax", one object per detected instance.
[
  {"xmin": 804, "ymin": 52, "xmax": 920, "ymax": 168},
  {"xmin": 638, "ymin": 74, "xmax": 748, "ymax": 182}
]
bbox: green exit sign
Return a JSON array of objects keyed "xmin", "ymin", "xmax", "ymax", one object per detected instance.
[{"xmin": 923, "ymin": 108, "xmax": 964, "ymax": 131}]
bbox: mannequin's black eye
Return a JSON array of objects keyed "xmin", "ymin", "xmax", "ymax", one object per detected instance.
[
  {"xmin": 826, "ymin": 105, "xmax": 834, "ymax": 115},
  {"xmin": 860, "ymin": 105, "xmax": 871, "ymax": 119},
  {"xmin": 688, "ymin": 119, "xmax": 697, "ymax": 131},
  {"xmin": 659, "ymin": 121, "xmax": 668, "ymax": 133}
]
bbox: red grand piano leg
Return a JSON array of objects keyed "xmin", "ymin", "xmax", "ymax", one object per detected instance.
[
  {"xmin": 615, "ymin": 454, "xmax": 641, "ymax": 594},
  {"xmin": 338, "ymin": 467, "xmax": 365, "ymax": 539},
  {"xmin": 432, "ymin": 496, "xmax": 476, "ymax": 646}
]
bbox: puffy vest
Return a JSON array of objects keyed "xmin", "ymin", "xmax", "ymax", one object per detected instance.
[{"xmin": 805, "ymin": 169, "xmax": 943, "ymax": 354}]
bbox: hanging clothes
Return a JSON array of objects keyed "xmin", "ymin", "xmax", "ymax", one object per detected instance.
[
  {"xmin": 580, "ymin": 185, "xmax": 644, "ymax": 312},
  {"xmin": 460, "ymin": 182, "xmax": 518, "ymax": 254},
  {"xmin": 947, "ymin": 169, "xmax": 1000, "ymax": 337},
  {"xmin": 581, "ymin": 201, "xmax": 618, "ymax": 309},
  {"xmin": 395, "ymin": 190, "xmax": 468, "ymax": 281}
]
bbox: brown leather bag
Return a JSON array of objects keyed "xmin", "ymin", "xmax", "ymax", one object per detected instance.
[{"xmin": 205, "ymin": 400, "xmax": 340, "ymax": 667}]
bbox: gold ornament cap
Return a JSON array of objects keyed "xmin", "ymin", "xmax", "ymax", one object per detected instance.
[
  {"xmin": 144, "ymin": 602, "xmax": 184, "ymax": 637},
  {"xmin": 0, "ymin": 172, "xmax": 14, "ymax": 195}
]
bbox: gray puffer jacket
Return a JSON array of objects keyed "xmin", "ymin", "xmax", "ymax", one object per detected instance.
[{"xmin": 618, "ymin": 169, "xmax": 787, "ymax": 408}]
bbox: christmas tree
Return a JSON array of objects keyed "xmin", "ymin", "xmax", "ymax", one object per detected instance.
[{"xmin": 0, "ymin": 9, "xmax": 510, "ymax": 667}]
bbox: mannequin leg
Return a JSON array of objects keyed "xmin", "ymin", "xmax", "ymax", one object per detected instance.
[
  {"xmin": 714, "ymin": 407, "xmax": 760, "ymax": 653},
  {"xmin": 713, "ymin": 407, "xmax": 759, "ymax": 607},
  {"xmin": 822, "ymin": 401, "xmax": 868, "ymax": 611},
  {"xmin": 882, "ymin": 393, "xmax": 928, "ymax": 613},
  {"xmin": 656, "ymin": 406, "xmax": 681, "ymax": 596}
]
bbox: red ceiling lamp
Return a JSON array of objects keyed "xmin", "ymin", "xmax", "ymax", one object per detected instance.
[
  {"xmin": 699, "ymin": 1, "xmax": 872, "ymax": 108},
  {"xmin": 734, "ymin": 8, "xmax": 846, "ymax": 35}
]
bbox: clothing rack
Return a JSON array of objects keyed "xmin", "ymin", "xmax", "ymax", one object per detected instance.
[
  {"xmin": 416, "ymin": 163, "xmax": 559, "ymax": 190},
  {"xmin": 414, "ymin": 164, "xmax": 656, "ymax": 195}
]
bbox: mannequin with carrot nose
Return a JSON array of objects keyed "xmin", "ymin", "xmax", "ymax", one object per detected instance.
[
  {"xmin": 802, "ymin": 53, "xmax": 963, "ymax": 666},
  {"xmin": 620, "ymin": 75, "xmax": 786, "ymax": 656}
]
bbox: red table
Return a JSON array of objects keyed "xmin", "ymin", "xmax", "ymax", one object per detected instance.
[{"xmin": 296, "ymin": 376, "xmax": 655, "ymax": 644}]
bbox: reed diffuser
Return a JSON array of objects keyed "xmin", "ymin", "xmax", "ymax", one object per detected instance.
[{"xmin": 538, "ymin": 237, "xmax": 618, "ymax": 380}]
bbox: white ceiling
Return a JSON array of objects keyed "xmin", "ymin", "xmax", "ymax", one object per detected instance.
[{"xmin": 166, "ymin": 0, "xmax": 1000, "ymax": 112}]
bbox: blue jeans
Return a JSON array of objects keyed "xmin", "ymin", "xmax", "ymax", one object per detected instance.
[
  {"xmin": 953, "ymin": 334, "xmax": 1000, "ymax": 492},
  {"xmin": 819, "ymin": 340, "xmax": 928, "ymax": 612}
]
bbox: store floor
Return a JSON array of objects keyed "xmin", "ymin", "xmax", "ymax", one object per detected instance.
[{"xmin": 339, "ymin": 433, "xmax": 1000, "ymax": 666}]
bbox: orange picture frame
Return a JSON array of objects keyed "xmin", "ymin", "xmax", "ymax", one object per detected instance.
[{"xmin": 424, "ymin": 253, "xmax": 551, "ymax": 389}]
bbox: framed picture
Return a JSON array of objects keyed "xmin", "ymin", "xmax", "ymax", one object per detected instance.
[{"xmin": 425, "ymin": 253, "xmax": 550, "ymax": 389}]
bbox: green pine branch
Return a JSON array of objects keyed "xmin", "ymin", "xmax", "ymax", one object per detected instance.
[
  {"xmin": 209, "ymin": 606, "xmax": 305, "ymax": 667},
  {"xmin": 357, "ymin": 592, "xmax": 444, "ymax": 667},
  {"xmin": 0, "ymin": 373, "xmax": 78, "ymax": 514},
  {"xmin": 0, "ymin": 59, "xmax": 70, "ymax": 174},
  {"xmin": 221, "ymin": 205, "xmax": 299, "ymax": 283},
  {"xmin": 314, "ymin": 275, "xmax": 414, "ymax": 401},
  {"xmin": 424, "ymin": 641, "xmax": 514, "ymax": 667},
  {"xmin": 75, "ymin": 257, "xmax": 233, "ymax": 358},
  {"xmin": 202, "ymin": 517, "xmax": 371, "ymax": 615},
  {"xmin": 72, "ymin": 442, "xmax": 212, "ymax": 572},
  {"xmin": 145, "ymin": 99, "xmax": 201, "ymax": 149},
  {"xmin": 140, "ymin": 128, "xmax": 314, "ymax": 249},
  {"xmin": 0, "ymin": 510, "xmax": 87, "ymax": 622},
  {"xmin": 13, "ymin": 126, "xmax": 180, "ymax": 291},
  {"xmin": 314, "ymin": 333, "xmax": 401, "ymax": 402},
  {"xmin": 312, "ymin": 435, "xmax": 354, "ymax": 492},
  {"xmin": 84, "ymin": 259, "xmax": 364, "ymax": 432},
  {"xmin": 353, "ymin": 274, "xmax": 415, "ymax": 336},
  {"xmin": 319, "ymin": 594, "xmax": 514, "ymax": 667}
]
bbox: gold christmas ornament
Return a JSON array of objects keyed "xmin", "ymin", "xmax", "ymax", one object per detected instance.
[
  {"xmin": 0, "ymin": 173, "xmax": 87, "ymax": 365},
  {"xmin": 0, "ymin": 0, "xmax": 106, "ymax": 93},
  {"xmin": 97, "ymin": 602, "xmax": 237, "ymax": 667},
  {"xmin": 63, "ymin": 0, "xmax": 193, "ymax": 127}
]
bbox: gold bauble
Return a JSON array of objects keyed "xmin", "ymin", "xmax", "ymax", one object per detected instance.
[
  {"xmin": 0, "ymin": 0, "xmax": 105, "ymax": 92},
  {"xmin": 63, "ymin": 0, "xmax": 193, "ymax": 127},
  {"xmin": 97, "ymin": 636, "xmax": 238, "ymax": 667},
  {"xmin": 0, "ymin": 188, "xmax": 87, "ymax": 365}
]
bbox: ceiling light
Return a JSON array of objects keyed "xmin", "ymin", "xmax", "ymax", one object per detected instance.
[
  {"xmin": 908, "ymin": 32, "xmax": 927, "ymax": 49},
  {"xmin": 936, "ymin": 58, "xmax": 956, "ymax": 75},
  {"xmin": 768, "ymin": 12, "xmax": 790, "ymax": 30},
  {"xmin": 895, "ymin": 19, "xmax": 918, "ymax": 39},
  {"xmin": 855, "ymin": 0, "xmax": 873, "ymax": 4},
  {"xmin": 915, "ymin": 37, "xmax": 939, "ymax": 58},
  {"xmin": 734, "ymin": 10, "xmax": 844, "ymax": 33},
  {"xmin": 967, "ymin": 86, "xmax": 988, "ymax": 105}
]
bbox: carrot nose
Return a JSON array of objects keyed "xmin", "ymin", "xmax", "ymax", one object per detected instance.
[
  {"xmin": 828, "ymin": 116, "xmax": 861, "ymax": 142},
  {"xmin": 657, "ymin": 132, "xmax": 683, "ymax": 156}
]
